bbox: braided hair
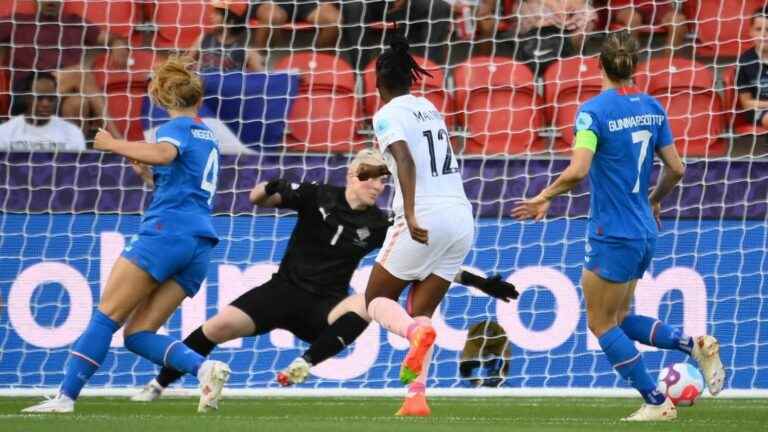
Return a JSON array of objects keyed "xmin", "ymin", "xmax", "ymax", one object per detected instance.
[
  {"xmin": 599, "ymin": 30, "xmax": 639, "ymax": 83},
  {"xmin": 375, "ymin": 34, "xmax": 432, "ymax": 95}
]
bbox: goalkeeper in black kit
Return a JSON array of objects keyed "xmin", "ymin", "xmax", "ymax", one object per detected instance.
[{"xmin": 131, "ymin": 149, "xmax": 518, "ymax": 402}]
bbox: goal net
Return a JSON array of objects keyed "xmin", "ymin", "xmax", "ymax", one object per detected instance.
[{"xmin": 0, "ymin": 0, "xmax": 766, "ymax": 396}]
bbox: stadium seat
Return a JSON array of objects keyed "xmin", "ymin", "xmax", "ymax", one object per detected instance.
[
  {"xmin": 362, "ymin": 56, "xmax": 454, "ymax": 128},
  {"xmin": 149, "ymin": 0, "xmax": 213, "ymax": 49},
  {"xmin": 91, "ymin": 50, "xmax": 159, "ymax": 141},
  {"xmin": 543, "ymin": 55, "xmax": 603, "ymax": 152},
  {"xmin": 453, "ymin": 56, "xmax": 544, "ymax": 155},
  {"xmin": 721, "ymin": 66, "xmax": 768, "ymax": 137},
  {"xmin": 0, "ymin": 0, "xmax": 36, "ymax": 17},
  {"xmin": 274, "ymin": 52, "xmax": 361, "ymax": 153},
  {"xmin": 684, "ymin": 0, "xmax": 762, "ymax": 58},
  {"xmin": 63, "ymin": 1, "xmax": 140, "ymax": 41},
  {"xmin": 635, "ymin": 57, "xmax": 726, "ymax": 157},
  {"xmin": 0, "ymin": 67, "xmax": 9, "ymax": 118}
]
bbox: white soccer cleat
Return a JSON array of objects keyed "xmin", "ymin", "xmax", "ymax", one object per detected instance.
[
  {"xmin": 197, "ymin": 360, "xmax": 230, "ymax": 413},
  {"xmin": 276, "ymin": 357, "xmax": 311, "ymax": 387},
  {"xmin": 130, "ymin": 379, "xmax": 164, "ymax": 402},
  {"xmin": 622, "ymin": 397, "xmax": 677, "ymax": 422},
  {"xmin": 691, "ymin": 335, "xmax": 725, "ymax": 396},
  {"xmin": 21, "ymin": 394, "xmax": 74, "ymax": 413}
]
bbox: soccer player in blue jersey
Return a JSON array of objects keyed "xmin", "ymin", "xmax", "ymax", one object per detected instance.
[
  {"xmin": 513, "ymin": 31, "xmax": 725, "ymax": 421},
  {"xmin": 22, "ymin": 56, "xmax": 229, "ymax": 414}
]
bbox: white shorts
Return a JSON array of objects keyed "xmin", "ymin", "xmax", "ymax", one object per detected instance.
[{"xmin": 376, "ymin": 204, "xmax": 474, "ymax": 282}]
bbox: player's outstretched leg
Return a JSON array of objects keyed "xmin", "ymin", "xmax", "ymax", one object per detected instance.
[
  {"xmin": 277, "ymin": 297, "xmax": 370, "ymax": 386},
  {"xmin": 131, "ymin": 326, "xmax": 218, "ymax": 402},
  {"xmin": 620, "ymin": 315, "xmax": 726, "ymax": 395},
  {"xmin": 22, "ymin": 310, "xmax": 120, "ymax": 413}
]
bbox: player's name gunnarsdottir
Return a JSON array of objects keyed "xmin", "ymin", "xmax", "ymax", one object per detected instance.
[
  {"xmin": 412, "ymin": 109, "xmax": 444, "ymax": 122},
  {"xmin": 607, "ymin": 114, "xmax": 666, "ymax": 132}
]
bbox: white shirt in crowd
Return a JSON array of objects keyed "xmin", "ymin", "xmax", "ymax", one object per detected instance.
[
  {"xmin": 0, "ymin": 115, "xmax": 86, "ymax": 152},
  {"xmin": 373, "ymin": 94, "xmax": 469, "ymax": 216}
]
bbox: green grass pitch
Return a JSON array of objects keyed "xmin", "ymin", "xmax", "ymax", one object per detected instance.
[{"xmin": 2, "ymin": 397, "xmax": 767, "ymax": 432}]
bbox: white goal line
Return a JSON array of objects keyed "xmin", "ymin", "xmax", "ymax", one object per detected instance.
[{"xmin": 1, "ymin": 388, "xmax": 766, "ymax": 398}]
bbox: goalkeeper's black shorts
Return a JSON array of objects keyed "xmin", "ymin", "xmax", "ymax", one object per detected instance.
[{"xmin": 229, "ymin": 276, "xmax": 344, "ymax": 343}]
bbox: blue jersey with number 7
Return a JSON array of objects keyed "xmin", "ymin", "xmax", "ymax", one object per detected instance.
[
  {"xmin": 140, "ymin": 116, "xmax": 220, "ymax": 241},
  {"xmin": 574, "ymin": 86, "xmax": 674, "ymax": 240}
]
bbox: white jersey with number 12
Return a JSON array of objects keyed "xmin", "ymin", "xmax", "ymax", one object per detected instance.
[{"xmin": 372, "ymin": 94, "xmax": 469, "ymax": 216}]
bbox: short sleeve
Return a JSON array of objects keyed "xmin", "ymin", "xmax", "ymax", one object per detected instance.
[
  {"xmin": 156, "ymin": 121, "xmax": 186, "ymax": 154},
  {"xmin": 373, "ymin": 109, "xmax": 408, "ymax": 152},
  {"xmin": 275, "ymin": 181, "xmax": 319, "ymax": 212},
  {"xmin": 656, "ymin": 115, "xmax": 674, "ymax": 149},
  {"xmin": 573, "ymin": 109, "xmax": 600, "ymax": 137},
  {"xmin": 735, "ymin": 54, "xmax": 756, "ymax": 95}
]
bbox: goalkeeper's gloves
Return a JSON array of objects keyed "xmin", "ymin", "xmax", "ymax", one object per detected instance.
[{"xmin": 458, "ymin": 271, "xmax": 519, "ymax": 302}]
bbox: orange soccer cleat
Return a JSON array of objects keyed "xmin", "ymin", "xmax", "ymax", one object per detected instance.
[
  {"xmin": 395, "ymin": 391, "xmax": 431, "ymax": 417},
  {"xmin": 400, "ymin": 325, "xmax": 436, "ymax": 385}
]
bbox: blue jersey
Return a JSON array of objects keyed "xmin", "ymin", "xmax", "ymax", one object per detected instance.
[
  {"xmin": 574, "ymin": 87, "xmax": 674, "ymax": 240},
  {"xmin": 141, "ymin": 116, "xmax": 220, "ymax": 241}
]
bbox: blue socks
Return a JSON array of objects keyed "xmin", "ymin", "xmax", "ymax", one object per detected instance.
[
  {"xmin": 60, "ymin": 310, "xmax": 120, "ymax": 400},
  {"xmin": 620, "ymin": 315, "xmax": 694, "ymax": 355},
  {"xmin": 599, "ymin": 327, "xmax": 666, "ymax": 405},
  {"xmin": 124, "ymin": 331, "xmax": 204, "ymax": 377}
]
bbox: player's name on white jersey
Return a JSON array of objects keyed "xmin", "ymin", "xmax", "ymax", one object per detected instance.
[
  {"xmin": 608, "ymin": 114, "xmax": 665, "ymax": 132},
  {"xmin": 412, "ymin": 109, "xmax": 444, "ymax": 123}
]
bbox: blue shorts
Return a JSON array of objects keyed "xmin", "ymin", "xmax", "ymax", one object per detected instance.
[
  {"xmin": 122, "ymin": 233, "xmax": 216, "ymax": 297},
  {"xmin": 584, "ymin": 236, "xmax": 656, "ymax": 283}
]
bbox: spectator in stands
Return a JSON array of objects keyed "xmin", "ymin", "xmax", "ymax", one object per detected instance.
[
  {"xmin": 0, "ymin": 0, "xmax": 120, "ymax": 136},
  {"xmin": 0, "ymin": 72, "xmax": 86, "ymax": 152},
  {"xmin": 474, "ymin": 0, "xmax": 596, "ymax": 74},
  {"xmin": 341, "ymin": 0, "xmax": 453, "ymax": 69},
  {"xmin": 189, "ymin": 0, "xmax": 265, "ymax": 72},
  {"xmin": 736, "ymin": 5, "xmax": 768, "ymax": 128},
  {"xmin": 252, "ymin": 0, "xmax": 341, "ymax": 50},
  {"xmin": 605, "ymin": 1, "xmax": 688, "ymax": 50}
]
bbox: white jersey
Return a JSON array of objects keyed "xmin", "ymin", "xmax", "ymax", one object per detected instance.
[
  {"xmin": 0, "ymin": 115, "xmax": 86, "ymax": 152},
  {"xmin": 372, "ymin": 94, "xmax": 469, "ymax": 216}
]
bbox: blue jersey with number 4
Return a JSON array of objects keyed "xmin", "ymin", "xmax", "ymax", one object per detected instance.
[
  {"xmin": 574, "ymin": 87, "xmax": 674, "ymax": 240},
  {"xmin": 141, "ymin": 116, "xmax": 220, "ymax": 241}
]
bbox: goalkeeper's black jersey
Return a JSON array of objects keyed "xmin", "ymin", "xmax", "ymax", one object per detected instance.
[{"xmin": 269, "ymin": 181, "xmax": 391, "ymax": 299}]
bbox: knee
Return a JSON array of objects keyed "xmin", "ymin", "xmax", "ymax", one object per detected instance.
[{"xmin": 202, "ymin": 318, "xmax": 244, "ymax": 344}]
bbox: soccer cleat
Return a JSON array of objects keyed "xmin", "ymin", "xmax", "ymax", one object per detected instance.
[
  {"xmin": 276, "ymin": 357, "xmax": 311, "ymax": 387},
  {"xmin": 622, "ymin": 397, "xmax": 677, "ymax": 422},
  {"xmin": 21, "ymin": 394, "xmax": 74, "ymax": 413},
  {"xmin": 395, "ymin": 391, "xmax": 431, "ymax": 417},
  {"xmin": 197, "ymin": 360, "xmax": 230, "ymax": 413},
  {"xmin": 400, "ymin": 325, "xmax": 436, "ymax": 385},
  {"xmin": 130, "ymin": 379, "xmax": 164, "ymax": 402},
  {"xmin": 691, "ymin": 335, "xmax": 725, "ymax": 396}
]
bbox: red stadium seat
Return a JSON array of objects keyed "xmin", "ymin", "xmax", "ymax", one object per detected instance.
[
  {"xmin": 63, "ymin": 1, "xmax": 141, "ymax": 41},
  {"xmin": 453, "ymin": 56, "xmax": 544, "ymax": 155},
  {"xmin": 362, "ymin": 56, "xmax": 454, "ymax": 128},
  {"xmin": 543, "ymin": 55, "xmax": 602, "ymax": 152},
  {"xmin": 0, "ymin": 0, "xmax": 36, "ymax": 17},
  {"xmin": 0, "ymin": 67, "xmax": 9, "ymax": 118},
  {"xmin": 684, "ymin": 0, "xmax": 762, "ymax": 58},
  {"xmin": 635, "ymin": 57, "xmax": 726, "ymax": 157},
  {"xmin": 150, "ymin": 0, "xmax": 213, "ymax": 49},
  {"xmin": 721, "ymin": 66, "xmax": 768, "ymax": 136},
  {"xmin": 275, "ymin": 52, "xmax": 361, "ymax": 153},
  {"xmin": 92, "ymin": 50, "xmax": 160, "ymax": 141}
]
